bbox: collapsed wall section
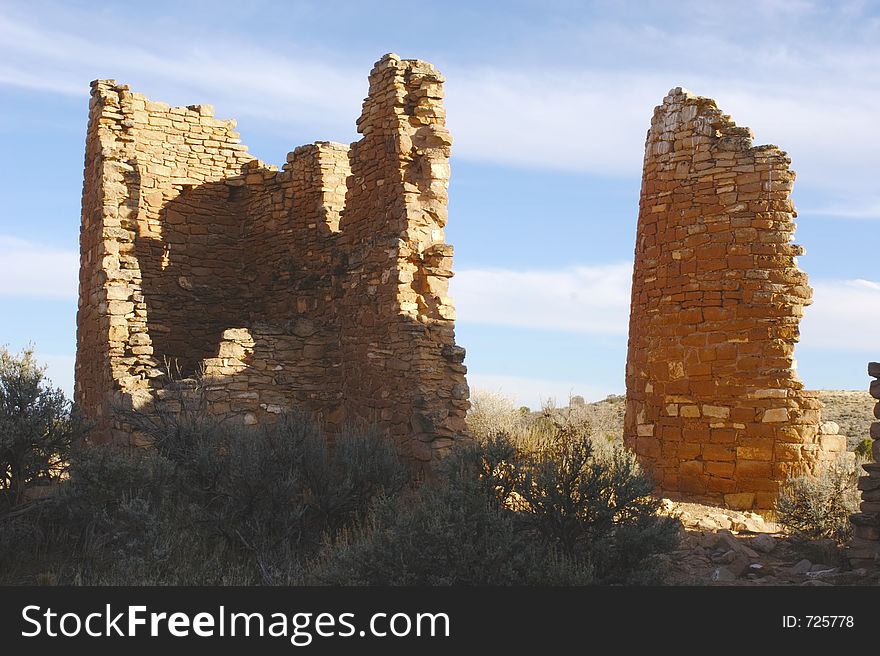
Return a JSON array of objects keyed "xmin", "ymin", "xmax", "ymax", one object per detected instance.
[
  {"xmin": 76, "ymin": 55, "xmax": 470, "ymax": 460},
  {"xmin": 623, "ymin": 88, "xmax": 848, "ymax": 512}
]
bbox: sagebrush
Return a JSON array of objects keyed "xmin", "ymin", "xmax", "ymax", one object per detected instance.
[
  {"xmin": 0, "ymin": 346, "xmax": 85, "ymax": 509},
  {"xmin": 2, "ymin": 396, "xmax": 678, "ymax": 585},
  {"xmin": 776, "ymin": 457, "xmax": 860, "ymax": 542}
]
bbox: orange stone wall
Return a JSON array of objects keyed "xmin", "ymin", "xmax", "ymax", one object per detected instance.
[
  {"xmin": 75, "ymin": 54, "xmax": 470, "ymax": 465},
  {"xmin": 623, "ymin": 88, "xmax": 847, "ymax": 511},
  {"xmin": 847, "ymin": 363, "xmax": 880, "ymax": 568}
]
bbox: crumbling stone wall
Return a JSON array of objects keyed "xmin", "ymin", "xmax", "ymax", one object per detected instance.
[
  {"xmin": 624, "ymin": 88, "xmax": 847, "ymax": 512},
  {"xmin": 848, "ymin": 363, "xmax": 880, "ymax": 568},
  {"xmin": 75, "ymin": 54, "xmax": 469, "ymax": 465}
]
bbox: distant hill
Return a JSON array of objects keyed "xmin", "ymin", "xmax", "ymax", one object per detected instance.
[
  {"xmin": 817, "ymin": 390, "xmax": 874, "ymax": 450},
  {"xmin": 556, "ymin": 390, "xmax": 874, "ymax": 450}
]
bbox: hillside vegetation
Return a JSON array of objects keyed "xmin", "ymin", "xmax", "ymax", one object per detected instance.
[{"xmin": 507, "ymin": 390, "xmax": 873, "ymax": 450}]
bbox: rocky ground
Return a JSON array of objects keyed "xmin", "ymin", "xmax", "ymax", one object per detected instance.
[{"xmin": 657, "ymin": 499, "xmax": 880, "ymax": 586}]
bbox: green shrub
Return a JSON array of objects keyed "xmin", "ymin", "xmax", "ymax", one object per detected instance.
[
  {"xmin": 855, "ymin": 438, "xmax": 873, "ymax": 461},
  {"xmin": 0, "ymin": 411, "xmax": 407, "ymax": 584},
  {"xmin": 306, "ymin": 440, "xmax": 594, "ymax": 585},
  {"xmin": 776, "ymin": 456, "xmax": 860, "ymax": 543},
  {"xmin": 512, "ymin": 429, "xmax": 678, "ymax": 583},
  {"xmin": 1, "ymin": 400, "xmax": 677, "ymax": 585},
  {"xmin": 0, "ymin": 346, "xmax": 85, "ymax": 509},
  {"xmin": 308, "ymin": 429, "xmax": 678, "ymax": 585}
]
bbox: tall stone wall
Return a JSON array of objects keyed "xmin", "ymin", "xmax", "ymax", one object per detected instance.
[
  {"xmin": 337, "ymin": 56, "xmax": 468, "ymax": 462},
  {"xmin": 75, "ymin": 54, "xmax": 469, "ymax": 465},
  {"xmin": 623, "ymin": 88, "xmax": 847, "ymax": 512},
  {"xmin": 848, "ymin": 363, "xmax": 880, "ymax": 568}
]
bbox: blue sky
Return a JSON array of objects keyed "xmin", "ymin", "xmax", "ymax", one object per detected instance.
[{"xmin": 1, "ymin": 0, "xmax": 879, "ymax": 407}]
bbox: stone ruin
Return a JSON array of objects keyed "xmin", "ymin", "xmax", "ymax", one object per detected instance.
[
  {"xmin": 623, "ymin": 88, "xmax": 849, "ymax": 513},
  {"xmin": 75, "ymin": 54, "xmax": 857, "ymax": 510},
  {"xmin": 848, "ymin": 363, "xmax": 880, "ymax": 567},
  {"xmin": 75, "ymin": 54, "xmax": 470, "ymax": 466}
]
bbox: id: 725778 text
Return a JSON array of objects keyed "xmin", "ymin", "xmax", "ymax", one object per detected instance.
[{"xmin": 782, "ymin": 616, "xmax": 853, "ymax": 628}]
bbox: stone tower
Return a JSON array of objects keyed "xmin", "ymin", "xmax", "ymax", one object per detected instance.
[
  {"xmin": 75, "ymin": 54, "xmax": 470, "ymax": 466},
  {"xmin": 624, "ymin": 88, "xmax": 848, "ymax": 512}
]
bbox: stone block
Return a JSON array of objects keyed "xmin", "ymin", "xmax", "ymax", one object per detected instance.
[
  {"xmin": 724, "ymin": 492, "xmax": 756, "ymax": 511},
  {"xmin": 818, "ymin": 434, "xmax": 847, "ymax": 453},
  {"xmin": 761, "ymin": 407, "xmax": 789, "ymax": 423}
]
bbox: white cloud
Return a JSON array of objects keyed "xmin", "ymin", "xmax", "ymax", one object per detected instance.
[
  {"xmin": 466, "ymin": 373, "xmax": 610, "ymax": 410},
  {"xmin": 0, "ymin": 235, "xmax": 78, "ymax": 299},
  {"xmin": 0, "ymin": 12, "xmax": 365, "ymax": 141},
  {"xmin": 1, "ymin": 5, "xmax": 878, "ymax": 205},
  {"xmin": 805, "ymin": 202, "xmax": 880, "ymax": 220},
  {"xmin": 800, "ymin": 279, "xmax": 880, "ymax": 351},
  {"xmin": 445, "ymin": 69, "xmax": 658, "ymax": 176},
  {"xmin": 452, "ymin": 263, "xmax": 632, "ymax": 334}
]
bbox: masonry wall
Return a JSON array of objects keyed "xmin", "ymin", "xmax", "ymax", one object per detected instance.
[
  {"xmin": 623, "ymin": 88, "xmax": 847, "ymax": 512},
  {"xmin": 848, "ymin": 363, "xmax": 880, "ymax": 568},
  {"xmin": 76, "ymin": 54, "xmax": 470, "ymax": 462},
  {"xmin": 337, "ymin": 57, "xmax": 469, "ymax": 462}
]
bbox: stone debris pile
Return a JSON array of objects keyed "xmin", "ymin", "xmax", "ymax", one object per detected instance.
[{"xmin": 660, "ymin": 500, "xmax": 878, "ymax": 585}]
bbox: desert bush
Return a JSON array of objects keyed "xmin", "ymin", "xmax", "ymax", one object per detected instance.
[
  {"xmin": 0, "ymin": 411, "xmax": 407, "ymax": 584},
  {"xmin": 776, "ymin": 456, "xmax": 860, "ymax": 542},
  {"xmin": 0, "ymin": 446, "xmax": 172, "ymax": 583},
  {"xmin": 511, "ymin": 426, "xmax": 678, "ymax": 583},
  {"xmin": 172, "ymin": 413, "xmax": 406, "ymax": 583},
  {"xmin": 855, "ymin": 438, "xmax": 873, "ymax": 462},
  {"xmin": 308, "ymin": 426, "xmax": 678, "ymax": 585},
  {"xmin": 466, "ymin": 389, "xmax": 523, "ymax": 441},
  {"xmin": 0, "ymin": 346, "xmax": 85, "ymax": 509},
  {"xmin": 306, "ymin": 440, "xmax": 594, "ymax": 585},
  {"xmin": 2, "ymin": 397, "xmax": 676, "ymax": 585},
  {"xmin": 539, "ymin": 396, "xmax": 625, "ymax": 444}
]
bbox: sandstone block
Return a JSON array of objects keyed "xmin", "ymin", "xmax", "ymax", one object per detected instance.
[
  {"xmin": 761, "ymin": 407, "xmax": 789, "ymax": 423},
  {"xmin": 702, "ymin": 405, "xmax": 730, "ymax": 419},
  {"xmin": 680, "ymin": 405, "xmax": 701, "ymax": 418},
  {"xmin": 818, "ymin": 434, "xmax": 846, "ymax": 453},
  {"xmin": 724, "ymin": 492, "xmax": 755, "ymax": 511}
]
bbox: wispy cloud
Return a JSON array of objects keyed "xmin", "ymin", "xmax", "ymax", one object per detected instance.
[
  {"xmin": 0, "ymin": 235, "xmax": 78, "ymax": 299},
  {"xmin": 1, "ymin": 3, "xmax": 878, "ymax": 205},
  {"xmin": 445, "ymin": 69, "xmax": 658, "ymax": 175},
  {"xmin": 452, "ymin": 263, "xmax": 633, "ymax": 334},
  {"xmin": 800, "ymin": 279, "xmax": 880, "ymax": 351},
  {"xmin": 804, "ymin": 203, "xmax": 880, "ymax": 220},
  {"xmin": 0, "ymin": 12, "xmax": 365, "ymax": 140}
]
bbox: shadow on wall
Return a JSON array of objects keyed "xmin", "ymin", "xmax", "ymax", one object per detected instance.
[{"xmin": 134, "ymin": 169, "xmax": 262, "ymax": 377}]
